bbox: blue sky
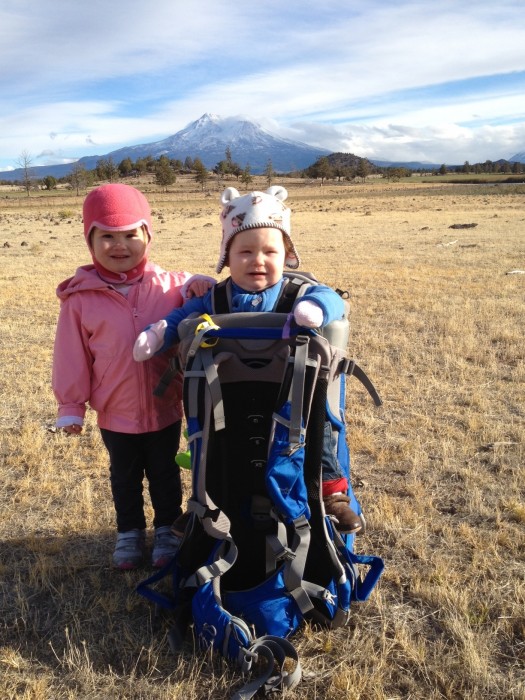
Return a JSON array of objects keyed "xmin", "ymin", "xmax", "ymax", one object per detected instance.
[{"xmin": 1, "ymin": 0, "xmax": 524, "ymax": 171}]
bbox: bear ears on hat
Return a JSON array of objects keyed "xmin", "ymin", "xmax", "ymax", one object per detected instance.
[{"xmin": 221, "ymin": 186, "xmax": 288, "ymax": 206}]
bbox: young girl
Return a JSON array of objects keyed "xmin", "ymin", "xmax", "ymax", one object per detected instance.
[
  {"xmin": 52, "ymin": 183, "xmax": 212, "ymax": 570},
  {"xmin": 134, "ymin": 186, "xmax": 364, "ymax": 535}
]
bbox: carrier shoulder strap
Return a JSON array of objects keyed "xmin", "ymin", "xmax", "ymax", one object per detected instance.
[
  {"xmin": 276, "ymin": 271, "xmax": 321, "ymax": 313},
  {"xmin": 211, "ymin": 278, "xmax": 232, "ymax": 314}
]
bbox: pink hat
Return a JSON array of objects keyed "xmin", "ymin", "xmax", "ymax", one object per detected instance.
[
  {"xmin": 217, "ymin": 186, "xmax": 300, "ymax": 273},
  {"xmin": 82, "ymin": 184, "xmax": 153, "ymax": 244}
]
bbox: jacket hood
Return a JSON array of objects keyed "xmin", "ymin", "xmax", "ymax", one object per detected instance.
[{"xmin": 56, "ymin": 262, "xmax": 163, "ymax": 300}]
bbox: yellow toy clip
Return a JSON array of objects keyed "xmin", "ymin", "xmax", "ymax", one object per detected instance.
[{"xmin": 195, "ymin": 314, "xmax": 220, "ymax": 348}]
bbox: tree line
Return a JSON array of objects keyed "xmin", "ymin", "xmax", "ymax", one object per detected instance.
[
  {"xmin": 5, "ymin": 148, "xmax": 284, "ymax": 196},
  {"xmin": 5, "ymin": 149, "xmax": 524, "ymax": 197}
]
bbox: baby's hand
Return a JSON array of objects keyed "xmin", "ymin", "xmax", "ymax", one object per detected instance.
[
  {"xmin": 183, "ymin": 275, "xmax": 216, "ymax": 299},
  {"xmin": 293, "ymin": 300, "xmax": 324, "ymax": 328},
  {"xmin": 133, "ymin": 319, "xmax": 167, "ymax": 361}
]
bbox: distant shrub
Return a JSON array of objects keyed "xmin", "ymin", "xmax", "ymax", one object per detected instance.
[{"xmin": 57, "ymin": 209, "xmax": 75, "ymax": 220}]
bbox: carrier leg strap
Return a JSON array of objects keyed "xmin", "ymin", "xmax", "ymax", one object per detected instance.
[{"xmin": 283, "ymin": 515, "xmax": 314, "ymax": 615}]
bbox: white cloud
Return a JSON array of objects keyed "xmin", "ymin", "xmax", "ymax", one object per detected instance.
[{"xmin": 0, "ymin": 0, "xmax": 524, "ymax": 169}]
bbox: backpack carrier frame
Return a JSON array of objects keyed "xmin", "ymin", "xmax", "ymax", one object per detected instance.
[{"xmin": 138, "ymin": 275, "xmax": 384, "ymax": 698}]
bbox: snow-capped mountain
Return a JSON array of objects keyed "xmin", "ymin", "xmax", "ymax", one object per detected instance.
[
  {"xmin": 87, "ymin": 113, "xmax": 331, "ymax": 173},
  {"xmin": 0, "ymin": 114, "xmax": 331, "ymax": 180}
]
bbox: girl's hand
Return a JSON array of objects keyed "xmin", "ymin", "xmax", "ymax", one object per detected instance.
[
  {"xmin": 182, "ymin": 275, "xmax": 216, "ymax": 299},
  {"xmin": 63, "ymin": 424, "xmax": 82, "ymax": 435}
]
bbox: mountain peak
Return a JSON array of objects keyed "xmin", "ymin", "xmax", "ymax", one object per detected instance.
[
  {"xmin": 140, "ymin": 114, "xmax": 331, "ymax": 172},
  {"xmin": 192, "ymin": 113, "xmax": 221, "ymax": 126}
]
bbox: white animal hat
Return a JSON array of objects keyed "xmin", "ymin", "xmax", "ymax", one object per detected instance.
[{"xmin": 216, "ymin": 186, "xmax": 300, "ymax": 273}]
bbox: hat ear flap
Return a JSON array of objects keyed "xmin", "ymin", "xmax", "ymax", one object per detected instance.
[
  {"xmin": 266, "ymin": 185, "xmax": 288, "ymax": 202},
  {"xmin": 221, "ymin": 187, "xmax": 240, "ymax": 206}
]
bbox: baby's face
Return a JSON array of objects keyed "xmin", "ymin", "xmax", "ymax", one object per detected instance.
[
  {"xmin": 90, "ymin": 226, "xmax": 148, "ymax": 274},
  {"xmin": 227, "ymin": 227, "xmax": 286, "ymax": 292}
]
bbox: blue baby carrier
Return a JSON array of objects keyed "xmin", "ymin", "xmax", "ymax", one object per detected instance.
[{"xmin": 137, "ymin": 273, "xmax": 384, "ymax": 698}]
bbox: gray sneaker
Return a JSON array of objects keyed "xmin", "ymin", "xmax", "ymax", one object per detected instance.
[
  {"xmin": 112, "ymin": 529, "xmax": 146, "ymax": 570},
  {"xmin": 152, "ymin": 526, "xmax": 182, "ymax": 568}
]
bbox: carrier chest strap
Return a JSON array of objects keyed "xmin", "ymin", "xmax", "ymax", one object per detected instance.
[{"xmin": 211, "ymin": 274, "xmax": 312, "ymax": 315}]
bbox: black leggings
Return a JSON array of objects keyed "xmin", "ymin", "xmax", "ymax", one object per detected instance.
[{"xmin": 100, "ymin": 422, "xmax": 182, "ymax": 532}]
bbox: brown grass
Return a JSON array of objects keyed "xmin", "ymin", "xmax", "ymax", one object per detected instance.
[{"xmin": 1, "ymin": 176, "xmax": 524, "ymax": 699}]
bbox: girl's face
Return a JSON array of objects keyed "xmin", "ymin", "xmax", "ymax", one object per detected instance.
[
  {"xmin": 90, "ymin": 226, "xmax": 149, "ymax": 273},
  {"xmin": 227, "ymin": 227, "xmax": 286, "ymax": 292}
]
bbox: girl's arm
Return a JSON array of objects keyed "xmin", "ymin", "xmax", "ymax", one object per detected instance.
[{"xmin": 52, "ymin": 301, "xmax": 92, "ymax": 429}]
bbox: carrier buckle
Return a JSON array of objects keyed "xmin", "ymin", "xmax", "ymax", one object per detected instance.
[
  {"xmin": 195, "ymin": 314, "xmax": 220, "ymax": 347},
  {"xmin": 282, "ymin": 442, "xmax": 304, "ymax": 456}
]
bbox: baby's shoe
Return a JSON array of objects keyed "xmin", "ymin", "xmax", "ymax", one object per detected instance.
[
  {"xmin": 152, "ymin": 525, "xmax": 182, "ymax": 568},
  {"xmin": 113, "ymin": 529, "xmax": 146, "ymax": 570},
  {"xmin": 323, "ymin": 493, "xmax": 364, "ymax": 534}
]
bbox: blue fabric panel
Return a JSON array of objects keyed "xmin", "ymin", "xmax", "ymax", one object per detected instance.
[
  {"xmin": 224, "ymin": 568, "xmax": 303, "ymax": 638},
  {"xmin": 192, "ymin": 582, "xmax": 252, "ymax": 661},
  {"xmin": 266, "ymin": 402, "xmax": 310, "ymax": 522}
]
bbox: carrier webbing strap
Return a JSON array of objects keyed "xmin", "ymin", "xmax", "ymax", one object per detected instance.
[
  {"xmin": 284, "ymin": 515, "xmax": 314, "ymax": 615},
  {"xmin": 153, "ymin": 356, "xmax": 179, "ymax": 397},
  {"xmin": 186, "ymin": 348, "xmax": 226, "ymax": 432},
  {"xmin": 332, "ymin": 529, "xmax": 386, "ymax": 602},
  {"xmin": 264, "ymin": 338, "xmax": 316, "ymax": 613},
  {"xmin": 201, "ymin": 347, "xmax": 226, "ymax": 431},
  {"xmin": 289, "ymin": 337, "xmax": 309, "ymax": 444},
  {"xmin": 231, "ymin": 635, "xmax": 302, "ymax": 700},
  {"xmin": 265, "ymin": 531, "xmax": 289, "ymax": 573},
  {"xmin": 263, "ymin": 512, "xmax": 330, "ymax": 614},
  {"xmin": 272, "ymin": 344, "xmax": 318, "ymax": 449},
  {"xmin": 342, "ymin": 359, "xmax": 383, "ymax": 406},
  {"xmin": 185, "ymin": 537, "xmax": 238, "ymax": 588}
]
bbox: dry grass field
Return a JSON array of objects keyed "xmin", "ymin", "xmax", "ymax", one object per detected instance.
[{"xmin": 0, "ymin": 176, "xmax": 524, "ymax": 699}]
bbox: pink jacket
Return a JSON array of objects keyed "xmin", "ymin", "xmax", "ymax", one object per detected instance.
[{"xmin": 52, "ymin": 262, "xmax": 190, "ymax": 433}]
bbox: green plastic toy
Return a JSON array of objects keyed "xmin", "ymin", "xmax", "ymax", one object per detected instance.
[{"xmin": 175, "ymin": 428, "xmax": 191, "ymax": 469}]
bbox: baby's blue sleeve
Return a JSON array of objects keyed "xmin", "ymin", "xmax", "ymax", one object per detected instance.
[
  {"xmin": 161, "ymin": 293, "xmax": 211, "ymax": 351},
  {"xmin": 298, "ymin": 285, "xmax": 345, "ymax": 326}
]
